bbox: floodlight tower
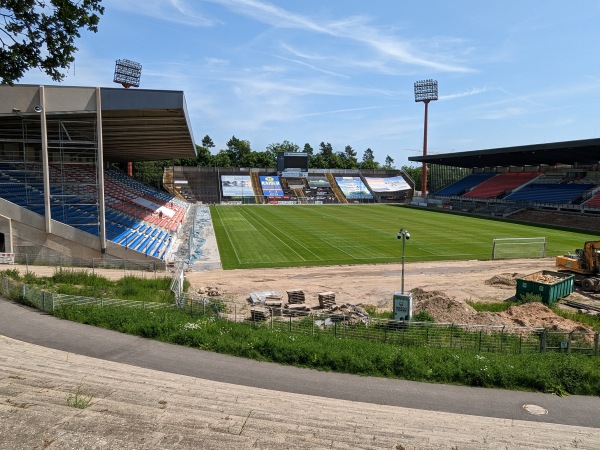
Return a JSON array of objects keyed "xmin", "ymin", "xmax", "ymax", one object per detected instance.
[
  {"xmin": 414, "ymin": 79, "xmax": 438, "ymax": 196},
  {"xmin": 113, "ymin": 59, "xmax": 142, "ymax": 176},
  {"xmin": 113, "ymin": 59, "xmax": 142, "ymax": 88}
]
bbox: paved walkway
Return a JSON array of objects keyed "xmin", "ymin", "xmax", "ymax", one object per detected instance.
[{"xmin": 1, "ymin": 299, "xmax": 600, "ymax": 449}]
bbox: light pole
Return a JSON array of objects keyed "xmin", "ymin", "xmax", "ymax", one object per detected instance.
[
  {"xmin": 397, "ymin": 228, "xmax": 410, "ymax": 294},
  {"xmin": 414, "ymin": 79, "xmax": 438, "ymax": 196}
]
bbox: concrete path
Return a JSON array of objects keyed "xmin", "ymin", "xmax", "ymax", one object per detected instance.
[{"xmin": 1, "ymin": 299, "xmax": 600, "ymax": 449}]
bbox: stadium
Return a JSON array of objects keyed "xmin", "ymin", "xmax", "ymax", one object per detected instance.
[
  {"xmin": 2, "ymin": 84, "xmax": 600, "ymax": 447},
  {"xmin": 1, "ymin": 84, "xmax": 599, "ymax": 269}
]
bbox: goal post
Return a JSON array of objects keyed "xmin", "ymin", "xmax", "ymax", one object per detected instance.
[{"xmin": 491, "ymin": 237, "xmax": 547, "ymax": 260}]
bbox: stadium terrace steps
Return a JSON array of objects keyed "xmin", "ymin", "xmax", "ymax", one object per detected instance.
[
  {"xmin": 434, "ymin": 172, "xmax": 497, "ymax": 196},
  {"xmin": 504, "ymin": 183, "xmax": 594, "ymax": 203},
  {"xmin": 584, "ymin": 191, "xmax": 600, "ymax": 207},
  {"xmin": 0, "ymin": 162, "xmax": 187, "ymax": 261},
  {"xmin": 463, "ymin": 172, "xmax": 540, "ymax": 199}
]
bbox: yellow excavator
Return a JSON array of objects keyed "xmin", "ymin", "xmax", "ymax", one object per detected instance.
[{"xmin": 556, "ymin": 240, "xmax": 600, "ymax": 292}]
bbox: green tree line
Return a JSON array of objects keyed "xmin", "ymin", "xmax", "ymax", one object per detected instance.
[{"xmin": 132, "ymin": 135, "xmax": 411, "ymax": 189}]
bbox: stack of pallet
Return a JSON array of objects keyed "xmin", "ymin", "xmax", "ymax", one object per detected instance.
[
  {"xmin": 265, "ymin": 294, "xmax": 283, "ymax": 316},
  {"xmin": 286, "ymin": 289, "xmax": 305, "ymax": 304},
  {"xmin": 284, "ymin": 303, "xmax": 311, "ymax": 317},
  {"xmin": 250, "ymin": 308, "xmax": 271, "ymax": 322},
  {"xmin": 318, "ymin": 291, "xmax": 336, "ymax": 309}
]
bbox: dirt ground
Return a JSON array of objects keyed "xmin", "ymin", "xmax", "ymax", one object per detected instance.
[
  {"xmin": 184, "ymin": 258, "xmax": 599, "ymax": 333},
  {"xmin": 11, "ymin": 255, "xmax": 598, "ymax": 333}
]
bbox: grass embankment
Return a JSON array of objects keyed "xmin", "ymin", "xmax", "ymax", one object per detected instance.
[
  {"xmin": 4, "ymin": 269, "xmax": 599, "ymax": 396},
  {"xmin": 54, "ymin": 305, "xmax": 600, "ymax": 396},
  {"xmin": 3, "ymin": 267, "xmax": 179, "ymax": 303}
]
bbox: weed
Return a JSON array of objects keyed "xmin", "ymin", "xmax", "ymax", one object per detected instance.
[
  {"xmin": 516, "ymin": 293, "xmax": 542, "ymax": 304},
  {"xmin": 412, "ymin": 311, "xmax": 434, "ymax": 322},
  {"xmin": 66, "ymin": 382, "xmax": 93, "ymax": 409},
  {"xmin": 238, "ymin": 410, "xmax": 254, "ymax": 435},
  {"xmin": 1, "ymin": 268, "xmax": 21, "ymax": 281}
]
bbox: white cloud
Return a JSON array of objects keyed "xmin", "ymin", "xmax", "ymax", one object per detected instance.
[
  {"xmin": 209, "ymin": 0, "xmax": 473, "ymax": 73},
  {"xmin": 105, "ymin": 0, "xmax": 218, "ymax": 27}
]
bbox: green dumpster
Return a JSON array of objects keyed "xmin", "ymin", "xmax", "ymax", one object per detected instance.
[{"xmin": 515, "ymin": 270, "xmax": 574, "ymax": 305}]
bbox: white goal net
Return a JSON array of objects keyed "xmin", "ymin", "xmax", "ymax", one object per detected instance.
[{"xmin": 491, "ymin": 237, "xmax": 547, "ymax": 260}]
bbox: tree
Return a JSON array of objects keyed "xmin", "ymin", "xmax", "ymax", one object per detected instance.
[
  {"xmin": 384, "ymin": 155, "xmax": 395, "ymax": 170},
  {"xmin": 1, "ymin": 0, "xmax": 105, "ymax": 84},
  {"xmin": 201, "ymin": 135, "xmax": 215, "ymax": 150},
  {"xmin": 213, "ymin": 150, "xmax": 232, "ymax": 168},
  {"xmin": 359, "ymin": 148, "xmax": 377, "ymax": 170},
  {"xmin": 253, "ymin": 150, "xmax": 276, "ymax": 168},
  {"xmin": 318, "ymin": 142, "xmax": 334, "ymax": 159},
  {"xmin": 266, "ymin": 140, "xmax": 299, "ymax": 158},
  {"xmin": 341, "ymin": 145, "xmax": 358, "ymax": 169},
  {"xmin": 303, "ymin": 143, "xmax": 314, "ymax": 155},
  {"xmin": 362, "ymin": 148, "xmax": 375, "ymax": 163},
  {"xmin": 225, "ymin": 136, "xmax": 252, "ymax": 166},
  {"xmin": 194, "ymin": 144, "xmax": 213, "ymax": 167}
]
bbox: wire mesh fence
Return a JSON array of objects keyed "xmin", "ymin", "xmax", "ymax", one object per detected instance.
[{"xmin": 1, "ymin": 274, "xmax": 598, "ymax": 356}]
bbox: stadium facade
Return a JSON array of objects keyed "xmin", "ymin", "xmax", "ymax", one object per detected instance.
[{"xmin": 0, "ymin": 84, "xmax": 195, "ymax": 266}]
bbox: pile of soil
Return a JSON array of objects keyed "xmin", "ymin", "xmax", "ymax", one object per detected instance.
[
  {"xmin": 484, "ymin": 273, "xmax": 521, "ymax": 288},
  {"xmin": 412, "ymin": 287, "xmax": 593, "ymax": 333}
]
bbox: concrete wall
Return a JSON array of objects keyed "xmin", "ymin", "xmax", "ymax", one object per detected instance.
[{"xmin": 0, "ymin": 85, "xmax": 96, "ymax": 115}]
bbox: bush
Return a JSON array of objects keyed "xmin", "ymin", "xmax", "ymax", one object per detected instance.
[{"xmin": 412, "ymin": 311, "xmax": 435, "ymax": 322}]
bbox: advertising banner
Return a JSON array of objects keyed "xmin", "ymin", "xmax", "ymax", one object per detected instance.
[
  {"xmin": 221, "ymin": 175, "xmax": 253, "ymax": 197},
  {"xmin": 260, "ymin": 176, "xmax": 284, "ymax": 197},
  {"xmin": 364, "ymin": 176, "xmax": 410, "ymax": 192},
  {"xmin": 307, "ymin": 177, "xmax": 330, "ymax": 188},
  {"xmin": 335, "ymin": 177, "xmax": 372, "ymax": 199}
]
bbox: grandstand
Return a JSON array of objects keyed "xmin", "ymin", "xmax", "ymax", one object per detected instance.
[
  {"xmin": 410, "ymin": 138, "xmax": 600, "ymax": 225},
  {"xmin": 163, "ymin": 166, "xmax": 414, "ymax": 206},
  {"xmin": 0, "ymin": 84, "xmax": 195, "ymax": 266}
]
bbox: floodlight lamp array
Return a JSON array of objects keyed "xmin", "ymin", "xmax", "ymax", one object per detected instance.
[
  {"xmin": 414, "ymin": 79, "xmax": 438, "ymax": 102},
  {"xmin": 113, "ymin": 59, "xmax": 142, "ymax": 88}
]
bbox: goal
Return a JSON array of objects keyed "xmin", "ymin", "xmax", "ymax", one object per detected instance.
[{"xmin": 491, "ymin": 237, "xmax": 547, "ymax": 260}]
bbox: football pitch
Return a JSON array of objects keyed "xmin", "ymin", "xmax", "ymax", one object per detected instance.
[{"xmin": 210, "ymin": 204, "xmax": 600, "ymax": 270}]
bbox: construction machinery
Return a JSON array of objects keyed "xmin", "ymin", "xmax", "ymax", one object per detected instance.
[{"xmin": 556, "ymin": 240, "xmax": 600, "ymax": 292}]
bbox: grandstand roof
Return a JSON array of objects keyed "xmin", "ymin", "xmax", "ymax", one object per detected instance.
[
  {"xmin": 0, "ymin": 85, "xmax": 196, "ymax": 162},
  {"xmin": 408, "ymin": 138, "xmax": 600, "ymax": 169}
]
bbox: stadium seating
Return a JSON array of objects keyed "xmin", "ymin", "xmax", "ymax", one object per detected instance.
[
  {"xmin": 584, "ymin": 191, "xmax": 600, "ymax": 207},
  {"xmin": 463, "ymin": 172, "xmax": 540, "ymax": 199},
  {"xmin": 504, "ymin": 182, "xmax": 594, "ymax": 204},
  {"xmin": 0, "ymin": 162, "xmax": 185, "ymax": 260},
  {"xmin": 434, "ymin": 172, "xmax": 496, "ymax": 196}
]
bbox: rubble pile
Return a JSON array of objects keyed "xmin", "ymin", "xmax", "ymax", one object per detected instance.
[
  {"xmin": 522, "ymin": 273, "xmax": 561, "ymax": 284},
  {"xmin": 326, "ymin": 303, "xmax": 370, "ymax": 324},
  {"xmin": 197, "ymin": 286, "xmax": 222, "ymax": 297}
]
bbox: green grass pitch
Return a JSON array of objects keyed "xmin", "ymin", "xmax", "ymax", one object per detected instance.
[{"xmin": 209, "ymin": 204, "xmax": 600, "ymax": 270}]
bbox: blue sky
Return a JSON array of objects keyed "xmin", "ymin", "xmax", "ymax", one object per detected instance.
[{"xmin": 18, "ymin": 1, "xmax": 600, "ymax": 167}]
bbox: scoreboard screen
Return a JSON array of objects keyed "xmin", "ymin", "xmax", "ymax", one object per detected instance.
[{"xmin": 277, "ymin": 152, "xmax": 308, "ymax": 172}]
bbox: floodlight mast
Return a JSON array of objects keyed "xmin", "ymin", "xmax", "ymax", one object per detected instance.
[
  {"xmin": 113, "ymin": 59, "xmax": 142, "ymax": 88},
  {"xmin": 414, "ymin": 79, "xmax": 438, "ymax": 196}
]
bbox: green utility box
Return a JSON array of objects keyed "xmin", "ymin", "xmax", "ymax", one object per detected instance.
[{"xmin": 515, "ymin": 270, "xmax": 574, "ymax": 305}]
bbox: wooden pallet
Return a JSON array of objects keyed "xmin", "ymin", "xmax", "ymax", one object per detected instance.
[
  {"xmin": 318, "ymin": 291, "xmax": 336, "ymax": 309},
  {"xmin": 286, "ymin": 289, "xmax": 305, "ymax": 304}
]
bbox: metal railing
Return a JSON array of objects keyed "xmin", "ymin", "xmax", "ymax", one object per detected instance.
[
  {"xmin": 8, "ymin": 254, "xmax": 166, "ymax": 272},
  {"xmin": 1, "ymin": 274, "xmax": 598, "ymax": 356}
]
